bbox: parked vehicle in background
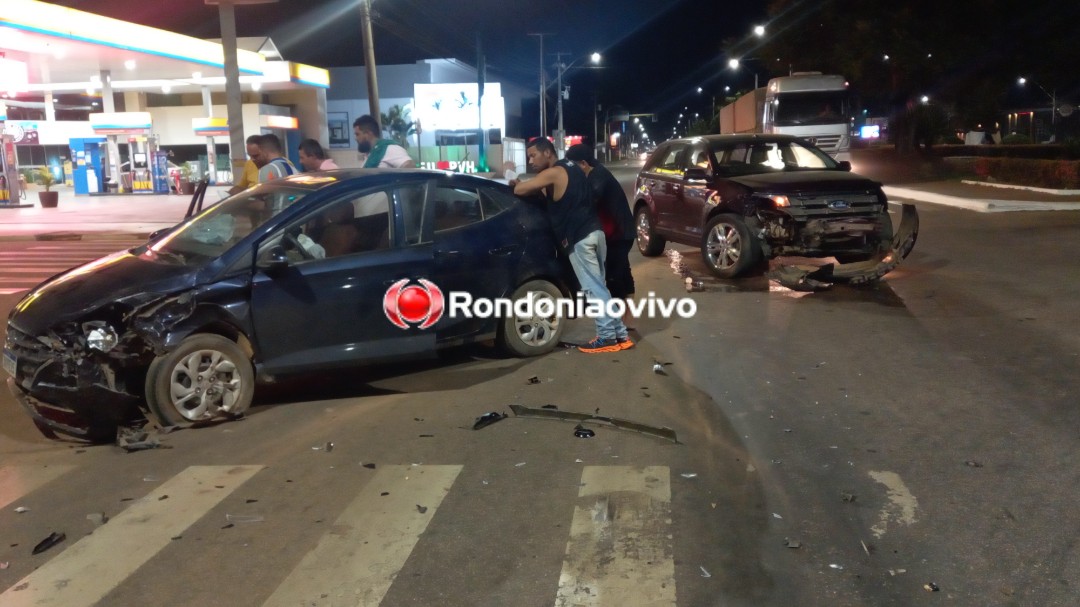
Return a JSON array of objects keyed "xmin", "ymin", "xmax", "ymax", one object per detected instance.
[
  {"xmin": 633, "ymin": 134, "xmax": 917, "ymax": 281},
  {"xmin": 5, "ymin": 170, "xmax": 570, "ymax": 442},
  {"xmin": 719, "ymin": 73, "xmax": 853, "ymax": 162}
]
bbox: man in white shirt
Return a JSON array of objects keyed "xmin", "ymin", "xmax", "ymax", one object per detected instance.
[{"xmin": 352, "ymin": 114, "xmax": 414, "ymax": 168}]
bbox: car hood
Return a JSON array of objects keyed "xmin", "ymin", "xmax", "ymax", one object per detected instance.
[
  {"xmin": 9, "ymin": 249, "xmax": 199, "ymax": 335},
  {"xmin": 729, "ymin": 170, "xmax": 880, "ymax": 193}
]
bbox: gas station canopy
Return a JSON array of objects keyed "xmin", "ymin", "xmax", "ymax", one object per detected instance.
[{"xmin": 0, "ymin": 0, "xmax": 328, "ymax": 94}]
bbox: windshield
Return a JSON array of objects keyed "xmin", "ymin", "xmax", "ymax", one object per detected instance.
[
  {"xmin": 768, "ymin": 91, "xmax": 851, "ymax": 126},
  {"xmin": 150, "ymin": 184, "xmax": 311, "ymax": 263},
  {"xmin": 710, "ymin": 139, "xmax": 837, "ymax": 176}
]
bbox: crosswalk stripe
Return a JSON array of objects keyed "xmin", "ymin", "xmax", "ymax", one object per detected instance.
[
  {"xmin": 0, "ymin": 465, "xmax": 77, "ymax": 511},
  {"xmin": 261, "ymin": 464, "xmax": 463, "ymax": 607},
  {"xmin": 0, "ymin": 465, "xmax": 263, "ymax": 607},
  {"xmin": 554, "ymin": 466, "xmax": 676, "ymax": 607}
]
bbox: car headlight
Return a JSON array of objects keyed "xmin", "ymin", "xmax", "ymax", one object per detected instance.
[
  {"xmin": 768, "ymin": 195, "xmax": 790, "ymax": 208},
  {"xmin": 83, "ymin": 322, "xmax": 119, "ymax": 353}
]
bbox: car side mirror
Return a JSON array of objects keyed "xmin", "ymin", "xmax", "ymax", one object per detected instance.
[
  {"xmin": 837, "ymin": 160, "xmax": 852, "ymax": 172},
  {"xmin": 256, "ymin": 245, "xmax": 290, "ymax": 274},
  {"xmin": 684, "ymin": 167, "xmax": 710, "ymax": 181}
]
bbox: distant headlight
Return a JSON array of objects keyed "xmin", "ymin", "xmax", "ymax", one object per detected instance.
[{"xmin": 83, "ymin": 322, "xmax": 119, "ymax": 353}]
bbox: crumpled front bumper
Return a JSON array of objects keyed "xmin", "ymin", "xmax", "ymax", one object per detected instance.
[
  {"xmin": 7, "ymin": 376, "xmax": 140, "ymax": 441},
  {"xmin": 769, "ymin": 203, "xmax": 920, "ymax": 290}
]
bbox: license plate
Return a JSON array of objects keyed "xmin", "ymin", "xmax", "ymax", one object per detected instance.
[{"xmin": 2, "ymin": 350, "xmax": 17, "ymax": 378}]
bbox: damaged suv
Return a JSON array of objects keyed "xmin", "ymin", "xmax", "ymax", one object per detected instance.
[
  {"xmin": 4, "ymin": 170, "xmax": 569, "ymax": 442},
  {"xmin": 634, "ymin": 134, "xmax": 918, "ymax": 283}
]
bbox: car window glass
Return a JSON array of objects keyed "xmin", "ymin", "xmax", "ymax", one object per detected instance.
[
  {"xmin": 642, "ymin": 146, "xmax": 667, "ymax": 172},
  {"xmin": 433, "ymin": 186, "xmax": 483, "ymax": 232},
  {"xmin": 153, "ymin": 184, "xmax": 310, "ymax": 263},
  {"xmin": 395, "ymin": 184, "xmax": 430, "ymax": 245},
  {"xmin": 480, "ymin": 186, "xmax": 515, "ymax": 218},
  {"xmin": 281, "ymin": 188, "xmax": 394, "ymax": 262},
  {"xmin": 656, "ymin": 145, "xmax": 685, "ymax": 172},
  {"xmin": 689, "ymin": 146, "xmax": 711, "ymax": 169}
]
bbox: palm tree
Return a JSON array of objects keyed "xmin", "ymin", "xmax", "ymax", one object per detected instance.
[{"xmin": 380, "ymin": 105, "xmax": 416, "ymax": 149}]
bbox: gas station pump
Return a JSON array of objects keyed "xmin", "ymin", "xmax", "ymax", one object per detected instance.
[
  {"xmin": 127, "ymin": 135, "xmax": 155, "ymax": 193},
  {"xmin": 1, "ymin": 134, "xmax": 22, "ymax": 205},
  {"xmin": 69, "ymin": 137, "xmax": 107, "ymax": 195}
]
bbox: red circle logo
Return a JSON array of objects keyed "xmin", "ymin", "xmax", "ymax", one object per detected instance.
[{"xmin": 383, "ymin": 279, "xmax": 444, "ymax": 330}]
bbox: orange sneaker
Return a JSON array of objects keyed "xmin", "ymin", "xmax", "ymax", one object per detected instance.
[
  {"xmin": 617, "ymin": 337, "xmax": 635, "ymax": 350},
  {"xmin": 578, "ymin": 336, "xmax": 622, "ymax": 353}
]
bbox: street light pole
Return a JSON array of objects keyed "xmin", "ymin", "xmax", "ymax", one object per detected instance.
[
  {"xmin": 527, "ymin": 33, "xmax": 550, "ymax": 138},
  {"xmin": 359, "ymin": 0, "xmax": 380, "ymax": 125}
]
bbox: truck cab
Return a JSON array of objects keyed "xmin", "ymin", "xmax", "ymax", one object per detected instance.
[{"xmin": 763, "ymin": 73, "xmax": 853, "ymax": 162}]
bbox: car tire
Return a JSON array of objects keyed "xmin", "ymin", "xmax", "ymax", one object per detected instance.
[
  {"xmin": 702, "ymin": 214, "xmax": 761, "ymax": 278},
  {"xmin": 497, "ymin": 280, "xmax": 564, "ymax": 357},
  {"xmin": 145, "ymin": 334, "xmax": 255, "ymax": 428},
  {"xmin": 635, "ymin": 206, "xmax": 666, "ymax": 257}
]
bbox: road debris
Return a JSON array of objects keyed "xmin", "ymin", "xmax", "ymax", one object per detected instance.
[
  {"xmin": 527, "ymin": 376, "xmax": 541, "ymax": 385},
  {"xmin": 541, "ymin": 404, "xmax": 558, "ymax": 410},
  {"xmin": 116, "ymin": 426, "xmax": 172, "ymax": 452},
  {"xmin": 773, "ymin": 513, "xmax": 783, "ymax": 519},
  {"xmin": 680, "ymin": 473, "xmax": 698, "ymax": 479},
  {"xmin": 515, "ymin": 462, "xmax": 527, "ymax": 467},
  {"xmin": 699, "ymin": 566, "xmax": 711, "ymax": 578},
  {"xmin": 472, "ymin": 411, "xmax": 507, "ymax": 430},
  {"xmin": 362, "ymin": 463, "xmax": 376, "ymax": 469},
  {"xmin": 225, "ymin": 514, "xmax": 263, "ymax": 524},
  {"xmin": 32, "ymin": 532, "xmax": 66, "ymax": 555},
  {"xmin": 784, "ymin": 538, "xmax": 801, "ymax": 549},
  {"xmin": 924, "ymin": 582, "xmax": 940, "ymax": 592},
  {"xmin": 652, "ymin": 362, "xmax": 667, "ymax": 375},
  {"xmin": 841, "ymin": 492, "xmax": 858, "ymax": 503},
  {"xmin": 573, "ymin": 425, "xmax": 595, "ymax": 438},
  {"xmin": 889, "ymin": 568, "xmax": 907, "ymax": 576},
  {"xmin": 829, "ymin": 563, "xmax": 844, "ymax": 570},
  {"xmin": 0, "ymin": 562, "xmax": 8, "ymax": 569},
  {"xmin": 86, "ymin": 512, "xmax": 108, "ymax": 526},
  {"xmin": 509, "ymin": 404, "xmax": 679, "ymax": 444},
  {"xmin": 416, "ymin": 505, "xmax": 428, "ymax": 514},
  {"xmin": 861, "ymin": 540, "xmax": 872, "ymax": 556},
  {"xmin": 14, "ymin": 506, "xmax": 29, "ymax": 514},
  {"xmin": 965, "ymin": 460, "xmax": 983, "ymax": 468},
  {"xmin": 324, "ymin": 442, "xmax": 334, "ymax": 453}
]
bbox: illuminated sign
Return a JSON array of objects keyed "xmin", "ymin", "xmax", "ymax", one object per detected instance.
[
  {"xmin": 414, "ymin": 83, "xmax": 505, "ymax": 134},
  {"xmin": 859, "ymin": 124, "xmax": 880, "ymax": 139},
  {"xmin": 419, "ymin": 160, "xmax": 478, "ymax": 173},
  {"xmin": 89, "ymin": 112, "xmax": 152, "ymax": 135},
  {"xmin": 0, "ymin": 58, "xmax": 29, "ymax": 92},
  {"xmin": 289, "ymin": 63, "xmax": 330, "ymax": 88},
  {"xmin": 261, "ymin": 115, "xmax": 299, "ymax": 130},
  {"xmin": 193, "ymin": 117, "xmax": 229, "ymax": 137}
]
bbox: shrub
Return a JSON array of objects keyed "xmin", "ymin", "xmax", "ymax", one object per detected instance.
[
  {"xmin": 973, "ymin": 158, "xmax": 1080, "ymax": 188},
  {"xmin": 1002, "ymin": 133, "xmax": 1033, "ymax": 145}
]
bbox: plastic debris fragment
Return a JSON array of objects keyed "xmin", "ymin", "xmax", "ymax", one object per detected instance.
[
  {"xmin": 515, "ymin": 462, "xmax": 526, "ymax": 467},
  {"xmin": 965, "ymin": 460, "xmax": 983, "ymax": 468},
  {"xmin": 829, "ymin": 563, "xmax": 844, "ymax": 570},
  {"xmin": 32, "ymin": 532, "xmax": 65, "ymax": 555},
  {"xmin": 773, "ymin": 513, "xmax": 783, "ymax": 519},
  {"xmin": 416, "ymin": 505, "xmax": 428, "ymax": 514},
  {"xmin": 924, "ymin": 582, "xmax": 940, "ymax": 592},
  {"xmin": 541, "ymin": 404, "xmax": 558, "ymax": 410},
  {"xmin": 680, "ymin": 473, "xmax": 698, "ymax": 479},
  {"xmin": 652, "ymin": 363, "xmax": 666, "ymax": 375},
  {"xmin": 527, "ymin": 376, "xmax": 541, "ymax": 385},
  {"xmin": 0, "ymin": 562, "xmax": 8, "ymax": 570},
  {"xmin": 841, "ymin": 492, "xmax": 857, "ymax": 503},
  {"xmin": 784, "ymin": 538, "xmax": 801, "ymax": 549},
  {"xmin": 472, "ymin": 412, "xmax": 507, "ymax": 430},
  {"xmin": 362, "ymin": 463, "xmax": 376, "ymax": 469},
  {"xmin": 699, "ymin": 566, "xmax": 711, "ymax": 578},
  {"xmin": 324, "ymin": 442, "xmax": 334, "ymax": 453},
  {"xmin": 14, "ymin": 506, "xmax": 28, "ymax": 514},
  {"xmin": 86, "ymin": 512, "xmax": 108, "ymax": 526},
  {"xmin": 225, "ymin": 514, "xmax": 264, "ymax": 524}
]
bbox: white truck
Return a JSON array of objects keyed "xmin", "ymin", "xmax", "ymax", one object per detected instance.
[{"xmin": 719, "ymin": 72, "xmax": 853, "ymax": 162}]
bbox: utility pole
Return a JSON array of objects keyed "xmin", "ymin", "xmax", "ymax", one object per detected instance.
[
  {"xmin": 360, "ymin": 0, "xmax": 380, "ymax": 125},
  {"xmin": 527, "ymin": 33, "xmax": 551, "ymax": 138},
  {"xmin": 553, "ymin": 52, "xmax": 570, "ymax": 155}
]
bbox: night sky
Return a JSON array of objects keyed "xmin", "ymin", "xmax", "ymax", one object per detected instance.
[{"xmin": 51, "ymin": 0, "xmax": 765, "ymax": 137}]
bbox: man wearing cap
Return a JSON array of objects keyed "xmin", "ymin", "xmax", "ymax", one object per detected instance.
[{"xmin": 564, "ymin": 144, "xmax": 637, "ymax": 329}]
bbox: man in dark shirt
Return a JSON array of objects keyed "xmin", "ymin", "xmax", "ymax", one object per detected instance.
[
  {"xmin": 564, "ymin": 144, "xmax": 636, "ymax": 329},
  {"xmin": 511, "ymin": 138, "xmax": 631, "ymax": 353}
]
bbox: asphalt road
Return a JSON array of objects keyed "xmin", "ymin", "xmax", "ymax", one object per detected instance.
[{"xmin": 0, "ymin": 169, "xmax": 1077, "ymax": 606}]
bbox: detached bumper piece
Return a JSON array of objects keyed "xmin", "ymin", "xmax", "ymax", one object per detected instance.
[
  {"xmin": 509, "ymin": 404, "xmax": 679, "ymax": 444},
  {"xmin": 8, "ymin": 377, "xmax": 98, "ymax": 441}
]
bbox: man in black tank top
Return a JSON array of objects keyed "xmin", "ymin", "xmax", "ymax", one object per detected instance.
[{"xmin": 512, "ymin": 138, "xmax": 632, "ymax": 353}]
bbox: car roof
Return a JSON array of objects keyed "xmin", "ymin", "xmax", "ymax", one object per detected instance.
[
  {"xmin": 659, "ymin": 134, "xmax": 806, "ymax": 146},
  {"xmin": 275, "ymin": 168, "xmax": 495, "ymax": 191}
]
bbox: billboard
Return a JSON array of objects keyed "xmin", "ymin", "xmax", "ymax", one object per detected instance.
[{"xmin": 413, "ymin": 83, "xmax": 505, "ymax": 135}]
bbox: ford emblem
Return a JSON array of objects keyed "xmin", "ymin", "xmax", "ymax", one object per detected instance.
[{"xmin": 827, "ymin": 200, "xmax": 850, "ymax": 210}]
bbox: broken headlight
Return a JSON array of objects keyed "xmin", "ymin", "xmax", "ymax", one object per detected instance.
[{"xmin": 83, "ymin": 321, "xmax": 119, "ymax": 353}]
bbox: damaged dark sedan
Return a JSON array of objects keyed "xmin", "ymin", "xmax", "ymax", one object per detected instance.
[
  {"xmin": 4, "ymin": 170, "xmax": 569, "ymax": 442},
  {"xmin": 634, "ymin": 134, "xmax": 918, "ymax": 283}
]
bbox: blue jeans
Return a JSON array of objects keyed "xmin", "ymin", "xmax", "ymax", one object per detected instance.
[{"xmin": 568, "ymin": 230, "xmax": 628, "ymax": 341}]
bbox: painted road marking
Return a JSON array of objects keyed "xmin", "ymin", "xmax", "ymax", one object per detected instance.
[
  {"xmin": 0, "ymin": 465, "xmax": 263, "ymax": 607},
  {"xmin": 0, "ymin": 465, "xmax": 77, "ymax": 511},
  {"xmin": 868, "ymin": 470, "xmax": 919, "ymax": 538},
  {"xmin": 262, "ymin": 465, "xmax": 462, "ymax": 607},
  {"xmin": 555, "ymin": 466, "xmax": 675, "ymax": 607}
]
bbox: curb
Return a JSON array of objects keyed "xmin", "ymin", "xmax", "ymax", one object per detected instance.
[
  {"xmin": 883, "ymin": 186, "xmax": 1080, "ymax": 213},
  {"xmin": 959, "ymin": 180, "xmax": 1080, "ymax": 196}
]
